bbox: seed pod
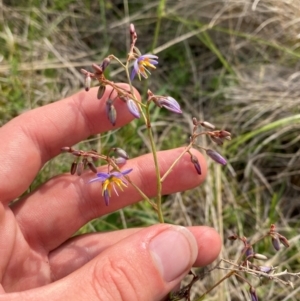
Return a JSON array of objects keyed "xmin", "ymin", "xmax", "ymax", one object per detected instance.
[
  {"xmin": 190, "ymin": 154, "xmax": 201, "ymax": 175},
  {"xmin": 206, "ymin": 149, "xmax": 227, "ymax": 165},
  {"xmin": 97, "ymin": 85, "xmax": 106, "ymax": 100}
]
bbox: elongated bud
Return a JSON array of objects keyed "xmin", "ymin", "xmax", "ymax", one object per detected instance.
[
  {"xmin": 279, "ymin": 235, "xmax": 290, "ymax": 248},
  {"xmin": 100, "ymin": 57, "xmax": 110, "ymax": 71},
  {"xmin": 113, "ymin": 148, "xmax": 129, "ymax": 160},
  {"xmin": 106, "ymin": 99, "xmax": 117, "ymax": 126},
  {"xmin": 155, "ymin": 96, "xmax": 182, "ymax": 114},
  {"xmin": 190, "ymin": 154, "xmax": 201, "ymax": 175},
  {"xmin": 253, "ymin": 253, "xmax": 268, "ymax": 260},
  {"xmin": 70, "ymin": 162, "xmax": 77, "ymax": 175},
  {"xmin": 97, "ymin": 85, "xmax": 106, "ymax": 100},
  {"xmin": 61, "ymin": 146, "xmax": 72, "ymax": 152},
  {"xmin": 206, "ymin": 149, "xmax": 227, "ymax": 165},
  {"xmin": 114, "ymin": 157, "xmax": 127, "ymax": 165},
  {"xmin": 126, "ymin": 98, "xmax": 140, "ymax": 118},
  {"xmin": 218, "ymin": 130, "xmax": 231, "ymax": 138},
  {"xmin": 258, "ymin": 266, "xmax": 273, "ymax": 273},
  {"xmin": 130, "ymin": 23, "xmax": 136, "ymax": 35},
  {"xmin": 271, "ymin": 234, "xmax": 281, "ymax": 251},
  {"xmin": 92, "ymin": 63, "xmax": 103, "ymax": 75},
  {"xmin": 87, "ymin": 161, "xmax": 97, "ymax": 173},
  {"xmin": 249, "ymin": 286, "xmax": 258, "ymax": 301},
  {"xmin": 210, "ymin": 136, "xmax": 224, "ymax": 145},
  {"xmin": 192, "ymin": 117, "xmax": 198, "ymax": 125},
  {"xmin": 201, "ymin": 121, "xmax": 216, "ymax": 130},
  {"xmin": 85, "ymin": 74, "xmax": 91, "ymax": 91},
  {"xmin": 76, "ymin": 162, "xmax": 84, "ymax": 176}
]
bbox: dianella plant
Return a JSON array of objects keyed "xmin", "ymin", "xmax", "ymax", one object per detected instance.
[{"xmin": 61, "ymin": 24, "xmax": 297, "ymax": 301}]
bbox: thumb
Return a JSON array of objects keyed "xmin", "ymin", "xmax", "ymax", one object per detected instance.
[{"xmin": 7, "ymin": 224, "xmax": 198, "ymax": 301}]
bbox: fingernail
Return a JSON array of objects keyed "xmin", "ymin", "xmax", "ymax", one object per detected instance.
[{"xmin": 149, "ymin": 227, "xmax": 197, "ymax": 282}]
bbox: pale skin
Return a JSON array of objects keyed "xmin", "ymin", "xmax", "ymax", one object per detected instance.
[{"xmin": 0, "ymin": 85, "xmax": 221, "ymax": 300}]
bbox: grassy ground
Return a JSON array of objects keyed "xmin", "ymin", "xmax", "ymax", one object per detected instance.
[{"xmin": 1, "ymin": 0, "xmax": 300, "ymax": 300}]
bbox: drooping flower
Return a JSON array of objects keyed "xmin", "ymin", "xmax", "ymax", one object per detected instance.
[
  {"xmin": 88, "ymin": 169, "xmax": 133, "ymax": 206},
  {"xmin": 130, "ymin": 54, "xmax": 158, "ymax": 80},
  {"xmin": 155, "ymin": 96, "xmax": 182, "ymax": 114}
]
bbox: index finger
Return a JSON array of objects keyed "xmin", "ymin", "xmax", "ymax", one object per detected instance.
[{"xmin": 0, "ymin": 84, "xmax": 139, "ymax": 205}]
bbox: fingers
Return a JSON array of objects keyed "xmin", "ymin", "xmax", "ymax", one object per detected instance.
[
  {"xmin": 0, "ymin": 85, "xmax": 139, "ymax": 205},
  {"xmin": 12, "ymin": 148, "xmax": 207, "ymax": 251},
  {"xmin": 5, "ymin": 224, "xmax": 206, "ymax": 301},
  {"xmin": 49, "ymin": 226, "xmax": 221, "ymax": 280}
]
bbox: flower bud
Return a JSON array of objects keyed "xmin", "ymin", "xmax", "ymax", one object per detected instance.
[
  {"xmin": 210, "ymin": 135, "xmax": 224, "ymax": 145},
  {"xmin": 106, "ymin": 99, "xmax": 117, "ymax": 126},
  {"xmin": 114, "ymin": 157, "xmax": 127, "ymax": 165},
  {"xmin": 85, "ymin": 74, "xmax": 91, "ymax": 91},
  {"xmin": 97, "ymin": 85, "xmax": 106, "ymax": 100},
  {"xmin": 253, "ymin": 253, "xmax": 268, "ymax": 260},
  {"xmin": 249, "ymin": 286, "xmax": 258, "ymax": 301},
  {"xmin": 271, "ymin": 234, "xmax": 281, "ymax": 251},
  {"xmin": 92, "ymin": 63, "xmax": 103, "ymax": 75},
  {"xmin": 258, "ymin": 266, "xmax": 273, "ymax": 273},
  {"xmin": 130, "ymin": 23, "xmax": 136, "ymax": 35},
  {"xmin": 100, "ymin": 57, "xmax": 110, "ymax": 71},
  {"xmin": 70, "ymin": 162, "xmax": 77, "ymax": 175},
  {"xmin": 126, "ymin": 98, "xmax": 140, "ymax": 118},
  {"xmin": 218, "ymin": 130, "xmax": 231, "ymax": 138},
  {"xmin": 279, "ymin": 235, "xmax": 290, "ymax": 248},
  {"xmin": 61, "ymin": 146, "xmax": 72, "ymax": 152},
  {"xmin": 206, "ymin": 149, "xmax": 227, "ymax": 165},
  {"xmin": 76, "ymin": 161, "xmax": 84, "ymax": 176},
  {"xmin": 192, "ymin": 117, "xmax": 198, "ymax": 125},
  {"xmin": 190, "ymin": 154, "xmax": 201, "ymax": 175},
  {"xmin": 87, "ymin": 161, "xmax": 97, "ymax": 173},
  {"xmin": 155, "ymin": 96, "xmax": 182, "ymax": 114},
  {"xmin": 113, "ymin": 148, "xmax": 129, "ymax": 160},
  {"xmin": 201, "ymin": 121, "xmax": 216, "ymax": 130}
]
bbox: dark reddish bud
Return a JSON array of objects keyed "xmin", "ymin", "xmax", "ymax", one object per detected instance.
[
  {"xmin": 70, "ymin": 162, "xmax": 77, "ymax": 175},
  {"xmin": 190, "ymin": 154, "xmax": 201, "ymax": 175},
  {"xmin": 210, "ymin": 136, "xmax": 224, "ymax": 145},
  {"xmin": 72, "ymin": 150, "xmax": 82, "ymax": 157},
  {"xmin": 218, "ymin": 130, "xmax": 231, "ymax": 138},
  {"xmin": 92, "ymin": 63, "xmax": 103, "ymax": 75},
  {"xmin": 228, "ymin": 234, "xmax": 238, "ymax": 241},
  {"xmin": 97, "ymin": 85, "xmax": 106, "ymax": 100},
  {"xmin": 87, "ymin": 161, "xmax": 97, "ymax": 173},
  {"xmin": 279, "ymin": 235, "xmax": 290, "ymax": 248}
]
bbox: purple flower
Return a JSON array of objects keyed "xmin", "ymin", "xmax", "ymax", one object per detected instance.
[
  {"xmin": 130, "ymin": 54, "xmax": 158, "ymax": 80},
  {"xmin": 88, "ymin": 169, "xmax": 133, "ymax": 206},
  {"xmin": 155, "ymin": 96, "xmax": 182, "ymax": 114}
]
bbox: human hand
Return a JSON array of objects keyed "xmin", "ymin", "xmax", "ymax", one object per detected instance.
[{"xmin": 0, "ymin": 85, "xmax": 221, "ymax": 300}]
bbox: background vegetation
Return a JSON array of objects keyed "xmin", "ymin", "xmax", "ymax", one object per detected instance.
[{"xmin": 0, "ymin": 0, "xmax": 299, "ymax": 300}]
